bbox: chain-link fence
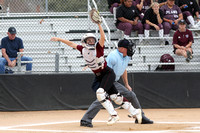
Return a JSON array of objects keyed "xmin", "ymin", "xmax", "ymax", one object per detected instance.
[
  {"xmin": 0, "ymin": 0, "xmax": 200, "ymax": 74},
  {"xmin": 0, "ymin": 0, "xmax": 109, "ymax": 13}
]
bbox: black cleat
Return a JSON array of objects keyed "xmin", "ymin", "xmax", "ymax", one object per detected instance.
[
  {"xmin": 80, "ymin": 120, "xmax": 93, "ymax": 128},
  {"xmin": 135, "ymin": 115, "xmax": 154, "ymax": 124}
]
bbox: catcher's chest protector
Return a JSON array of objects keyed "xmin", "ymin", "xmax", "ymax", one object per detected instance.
[{"xmin": 82, "ymin": 48, "xmax": 105, "ymax": 70}]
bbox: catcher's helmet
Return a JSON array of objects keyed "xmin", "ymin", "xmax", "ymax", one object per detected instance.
[
  {"xmin": 81, "ymin": 33, "xmax": 96, "ymax": 43},
  {"xmin": 155, "ymin": 54, "xmax": 175, "ymax": 71},
  {"xmin": 81, "ymin": 33, "xmax": 97, "ymax": 50}
]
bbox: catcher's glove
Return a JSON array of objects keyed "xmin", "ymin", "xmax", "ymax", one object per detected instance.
[{"xmin": 89, "ymin": 8, "xmax": 102, "ymax": 24}]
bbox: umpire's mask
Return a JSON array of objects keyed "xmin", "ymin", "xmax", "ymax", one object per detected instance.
[{"xmin": 118, "ymin": 39, "xmax": 136, "ymax": 57}]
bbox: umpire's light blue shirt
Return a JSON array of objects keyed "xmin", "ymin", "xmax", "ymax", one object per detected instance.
[{"xmin": 106, "ymin": 49, "xmax": 130, "ymax": 81}]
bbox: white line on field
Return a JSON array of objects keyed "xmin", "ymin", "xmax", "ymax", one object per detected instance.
[
  {"xmin": 0, "ymin": 128, "xmax": 200, "ymax": 133},
  {"xmin": 0, "ymin": 120, "xmax": 200, "ymax": 133}
]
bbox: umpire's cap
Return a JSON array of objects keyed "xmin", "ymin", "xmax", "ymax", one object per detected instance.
[
  {"xmin": 118, "ymin": 39, "xmax": 130, "ymax": 49},
  {"xmin": 8, "ymin": 27, "xmax": 17, "ymax": 34}
]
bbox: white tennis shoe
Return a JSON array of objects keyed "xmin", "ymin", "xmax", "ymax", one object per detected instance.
[
  {"xmin": 107, "ymin": 115, "xmax": 119, "ymax": 126},
  {"xmin": 135, "ymin": 109, "xmax": 142, "ymax": 124}
]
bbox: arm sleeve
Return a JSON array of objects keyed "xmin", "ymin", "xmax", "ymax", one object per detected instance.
[
  {"xmin": 144, "ymin": 9, "xmax": 150, "ymax": 21},
  {"xmin": 135, "ymin": 8, "xmax": 140, "ymax": 17},
  {"xmin": 76, "ymin": 45, "xmax": 84, "ymax": 53},
  {"xmin": 116, "ymin": 6, "xmax": 123, "ymax": 18},
  {"xmin": 1, "ymin": 38, "xmax": 6, "ymax": 49},
  {"xmin": 19, "ymin": 38, "xmax": 24, "ymax": 49},
  {"xmin": 160, "ymin": 6, "xmax": 165, "ymax": 13},
  {"xmin": 177, "ymin": 6, "xmax": 182, "ymax": 14},
  {"xmin": 160, "ymin": 10, "xmax": 164, "ymax": 20}
]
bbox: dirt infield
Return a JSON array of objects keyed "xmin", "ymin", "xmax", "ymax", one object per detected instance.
[{"xmin": 0, "ymin": 108, "xmax": 200, "ymax": 133}]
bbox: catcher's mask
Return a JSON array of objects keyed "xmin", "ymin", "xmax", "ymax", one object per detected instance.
[
  {"xmin": 118, "ymin": 39, "xmax": 136, "ymax": 57},
  {"xmin": 81, "ymin": 33, "xmax": 97, "ymax": 50}
]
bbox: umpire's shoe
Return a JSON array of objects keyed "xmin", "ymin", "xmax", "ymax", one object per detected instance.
[
  {"xmin": 80, "ymin": 120, "xmax": 93, "ymax": 128},
  {"xmin": 135, "ymin": 115, "xmax": 153, "ymax": 124}
]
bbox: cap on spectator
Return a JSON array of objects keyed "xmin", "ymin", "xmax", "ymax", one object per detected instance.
[
  {"xmin": 118, "ymin": 39, "xmax": 130, "ymax": 49},
  {"xmin": 8, "ymin": 27, "xmax": 17, "ymax": 34},
  {"xmin": 178, "ymin": 20, "xmax": 186, "ymax": 25}
]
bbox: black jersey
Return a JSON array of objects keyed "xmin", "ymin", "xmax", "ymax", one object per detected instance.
[{"xmin": 116, "ymin": 4, "xmax": 139, "ymax": 26}]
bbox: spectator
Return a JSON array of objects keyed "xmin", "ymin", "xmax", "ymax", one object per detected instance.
[
  {"xmin": 107, "ymin": 0, "xmax": 122, "ymax": 14},
  {"xmin": 176, "ymin": 0, "xmax": 200, "ymax": 27},
  {"xmin": 160, "ymin": 0, "xmax": 183, "ymax": 45},
  {"xmin": 142, "ymin": 2, "xmax": 164, "ymax": 38},
  {"xmin": 116, "ymin": 0, "xmax": 144, "ymax": 43},
  {"xmin": 173, "ymin": 20, "xmax": 193, "ymax": 62},
  {"xmin": 135, "ymin": 0, "xmax": 153, "ymax": 20},
  {"xmin": 0, "ymin": 27, "xmax": 32, "ymax": 74}
]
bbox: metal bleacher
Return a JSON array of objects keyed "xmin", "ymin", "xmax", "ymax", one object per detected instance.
[{"xmin": 1, "ymin": 2, "xmax": 200, "ymax": 73}]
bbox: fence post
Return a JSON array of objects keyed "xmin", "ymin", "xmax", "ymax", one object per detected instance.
[
  {"xmin": 45, "ymin": 0, "xmax": 48, "ymax": 13},
  {"xmin": 55, "ymin": 53, "xmax": 59, "ymax": 72}
]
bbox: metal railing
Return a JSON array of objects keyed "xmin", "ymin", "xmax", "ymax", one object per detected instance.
[{"xmin": 17, "ymin": 52, "xmax": 60, "ymax": 72}]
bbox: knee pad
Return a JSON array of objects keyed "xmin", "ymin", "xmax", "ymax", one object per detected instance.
[
  {"xmin": 110, "ymin": 93, "xmax": 123, "ymax": 105},
  {"xmin": 96, "ymin": 88, "xmax": 107, "ymax": 103},
  {"xmin": 122, "ymin": 101, "xmax": 132, "ymax": 110}
]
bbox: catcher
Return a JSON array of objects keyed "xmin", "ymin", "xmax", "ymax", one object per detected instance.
[{"xmin": 50, "ymin": 9, "xmax": 142, "ymax": 126}]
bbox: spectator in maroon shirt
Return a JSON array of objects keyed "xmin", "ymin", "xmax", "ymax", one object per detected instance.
[{"xmin": 173, "ymin": 19, "xmax": 194, "ymax": 62}]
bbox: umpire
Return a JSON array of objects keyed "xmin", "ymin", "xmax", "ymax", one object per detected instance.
[{"xmin": 80, "ymin": 39, "xmax": 153, "ymax": 127}]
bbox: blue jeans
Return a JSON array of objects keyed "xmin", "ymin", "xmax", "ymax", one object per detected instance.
[{"xmin": 0, "ymin": 56, "xmax": 32, "ymax": 74}]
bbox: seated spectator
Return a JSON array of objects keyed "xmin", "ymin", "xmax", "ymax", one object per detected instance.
[
  {"xmin": 176, "ymin": 0, "xmax": 200, "ymax": 27},
  {"xmin": 116, "ymin": 0, "xmax": 144, "ymax": 43},
  {"xmin": 107, "ymin": 0, "xmax": 122, "ymax": 14},
  {"xmin": 173, "ymin": 20, "xmax": 193, "ymax": 62},
  {"xmin": 135, "ymin": 0, "xmax": 153, "ymax": 20},
  {"xmin": 160, "ymin": 0, "xmax": 183, "ymax": 45},
  {"xmin": 0, "ymin": 27, "xmax": 32, "ymax": 74},
  {"xmin": 142, "ymin": 2, "xmax": 164, "ymax": 38}
]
